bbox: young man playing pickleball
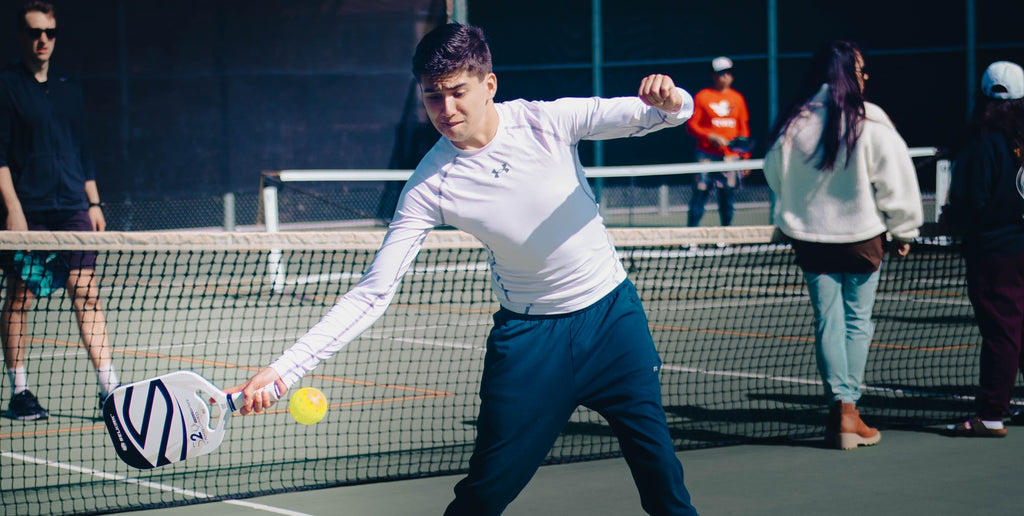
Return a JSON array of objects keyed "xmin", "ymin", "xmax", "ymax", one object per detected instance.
[{"xmin": 230, "ymin": 23, "xmax": 699, "ymax": 515}]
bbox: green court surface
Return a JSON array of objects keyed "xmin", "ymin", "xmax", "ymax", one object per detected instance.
[
  {"xmin": 128, "ymin": 426, "xmax": 1024, "ymax": 516},
  {"xmin": 1, "ymin": 210, "xmax": 1016, "ymax": 516}
]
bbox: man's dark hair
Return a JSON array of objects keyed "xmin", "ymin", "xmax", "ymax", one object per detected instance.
[
  {"xmin": 16, "ymin": 1, "xmax": 56, "ymax": 30},
  {"xmin": 412, "ymin": 23, "xmax": 492, "ymax": 81}
]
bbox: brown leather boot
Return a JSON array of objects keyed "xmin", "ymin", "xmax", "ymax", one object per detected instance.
[{"xmin": 837, "ymin": 402, "xmax": 880, "ymax": 450}]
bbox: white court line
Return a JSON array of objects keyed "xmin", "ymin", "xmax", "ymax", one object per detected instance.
[
  {"xmin": 221, "ymin": 499, "xmax": 315, "ymax": 516},
  {"xmin": 23, "ymin": 333, "xmax": 302, "ymax": 362},
  {"xmin": 662, "ymin": 364, "xmax": 819, "ymax": 386},
  {"xmin": 662, "ymin": 363, "xmax": 1024, "ymax": 406},
  {"xmin": 393, "ymin": 336, "xmax": 486, "ymax": 351},
  {"xmin": 289, "ymin": 262, "xmax": 489, "ymax": 287},
  {"xmin": 670, "ymin": 296, "xmax": 806, "ymax": 311},
  {"xmin": 1, "ymin": 450, "xmax": 313, "ymax": 516}
]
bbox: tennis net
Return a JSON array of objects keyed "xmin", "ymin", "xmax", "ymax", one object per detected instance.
[{"xmin": 0, "ymin": 225, "xmax": 997, "ymax": 515}]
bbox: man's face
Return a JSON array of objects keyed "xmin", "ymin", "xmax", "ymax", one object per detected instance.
[
  {"xmin": 18, "ymin": 11, "xmax": 57, "ymax": 65},
  {"xmin": 420, "ymin": 70, "xmax": 497, "ymax": 150},
  {"xmin": 713, "ymin": 70, "xmax": 733, "ymax": 90}
]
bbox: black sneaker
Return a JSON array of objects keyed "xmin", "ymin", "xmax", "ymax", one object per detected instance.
[{"xmin": 7, "ymin": 390, "xmax": 49, "ymax": 420}]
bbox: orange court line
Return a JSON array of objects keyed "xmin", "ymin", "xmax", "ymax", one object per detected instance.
[
  {"xmin": 642, "ymin": 287, "xmax": 806, "ymax": 302},
  {"xmin": 2, "ymin": 393, "xmax": 456, "ymax": 440},
  {"xmin": 391, "ymin": 302, "xmax": 495, "ymax": 315},
  {"xmin": 114, "ymin": 347, "xmax": 261, "ymax": 370},
  {"xmin": 38, "ymin": 331, "xmax": 457, "ymax": 395},
  {"xmin": 2, "ymin": 336, "xmax": 455, "ymax": 440},
  {"xmin": 899, "ymin": 289, "xmax": 965, "ymax": 298},
  {"xmin": 246, "ymin": 393, "xmax": 454, "ymax": 417},
  {"xmin": 651, "ymin": 323, "xmax": 977, "ymax": 353},
  {"xmin": 101, "ymin": 344, "xmax": 454, "ymax": 397},
  {"xmin": 306, "ymin": 372, "xmax": 453, "ymax": 397},
  {"xmin": 872, "ymin": 341, "xmax": 980, "ymax": 352},
  {"xmin": 336, "ymin": 393, "xmax": 453, "ymax": 408},
  {"xmin": 32, "ymin": 336, "xmax": 268, "ymax": 371},
  {"xmin": 1, "ymin": 423, "xmax": 105, "ymax": 440},
  {"xmin": 651, "ymin": 323, "xmax": 814, "ymax": 343}
]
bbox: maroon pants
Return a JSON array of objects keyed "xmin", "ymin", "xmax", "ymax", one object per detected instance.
[{"xmin": 966, "ymin": 251, "xmax": 1024, "ymax": 421}]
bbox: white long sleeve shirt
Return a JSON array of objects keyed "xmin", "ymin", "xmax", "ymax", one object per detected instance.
[
  {"xmin": 270, "ymin": 90, "xmax": 694, "ymax": 387},
  {"xmin": 763, "ymin": 85, "xmax": 923, "ymax": 244}
]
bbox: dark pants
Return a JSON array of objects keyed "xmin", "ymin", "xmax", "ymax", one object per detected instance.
[
  {"xmin": 445, "ymin": 280, "xmax": 697, "ymax": 516},
  {"xmin": 687, "ymin": 180, "xmax": 735, "ymax": 227},
  {"xmin": 966, "ymin": 252, "xmax": 1024, "ymax": 421},
  {"xmin": 687, "ymin": 152, "xmax": 739, "ymax": 228}
]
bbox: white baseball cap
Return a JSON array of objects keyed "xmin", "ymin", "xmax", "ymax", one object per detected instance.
[
  {"xmin": 711, "ymin": 56, "xmax": 733, "ymax": 73},
  {"xmin": 981, "ymin": 61, "xmax": 1024, "ymax": 100}
]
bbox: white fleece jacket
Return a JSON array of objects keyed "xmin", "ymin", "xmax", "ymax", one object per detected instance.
[{"xmin": 763, "ymin": 85, "xmax": 923, "ymax": 243}]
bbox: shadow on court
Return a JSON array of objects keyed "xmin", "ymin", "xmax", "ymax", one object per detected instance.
[{"xmin": 129, "ymin": 422, "xmax": 1024, "ymax": 516}]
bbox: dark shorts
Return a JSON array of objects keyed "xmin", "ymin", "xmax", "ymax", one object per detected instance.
[{"xmin": 1, "ymin": 210, "xmax": 98, "ymax": 275}]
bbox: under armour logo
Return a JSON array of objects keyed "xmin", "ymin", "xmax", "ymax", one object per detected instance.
[{"xmin": 491, "ymin": 163, "xmax": 510, "ymax": 178}]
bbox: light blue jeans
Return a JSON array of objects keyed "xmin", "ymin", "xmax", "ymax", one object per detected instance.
[{"xmin": 803, "ymin": 270, "xmax": 880, "ymax": 404}]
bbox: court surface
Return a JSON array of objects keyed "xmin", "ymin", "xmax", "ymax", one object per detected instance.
[
  {"xmin": 129, "ymin": 424, "xmax": 1024, "ymax": 515},
  {"xmin": 7, "ymin": 195, "xmax": 1016, "ymax": 515}
]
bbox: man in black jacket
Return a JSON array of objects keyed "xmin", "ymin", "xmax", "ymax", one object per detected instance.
[{"xmin": 0, "ymin": 1, "xmax": 120, "ymax": 420}]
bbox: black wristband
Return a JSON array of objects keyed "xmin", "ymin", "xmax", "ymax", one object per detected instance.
[{"xmin": 89, "ymin": 202, "xmax": 105, "ymax": 208}]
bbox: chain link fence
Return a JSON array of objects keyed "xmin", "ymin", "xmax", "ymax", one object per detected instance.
[{"xmin": 101, "ymin": 181, "xmax": 775, "ymax": 232}]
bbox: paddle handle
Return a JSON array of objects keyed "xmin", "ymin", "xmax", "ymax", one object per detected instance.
[{"xmin": 227, "ymin": 382, "xmax": 282, "ymax": 412}]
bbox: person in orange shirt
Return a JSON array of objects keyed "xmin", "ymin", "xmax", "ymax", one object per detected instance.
[{"xmin": 686, "ymin": 56, "xmax": 751, "ymax": 227}]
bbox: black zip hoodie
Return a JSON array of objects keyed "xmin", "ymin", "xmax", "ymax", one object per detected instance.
[{"xmin": 0, "ymin": 59, "xmax": 94, "ymax": 214}]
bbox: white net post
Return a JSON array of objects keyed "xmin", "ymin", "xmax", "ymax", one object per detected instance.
[{"xmin": 262, "ymin": 184, "xmax": 286, "ymax": 293}]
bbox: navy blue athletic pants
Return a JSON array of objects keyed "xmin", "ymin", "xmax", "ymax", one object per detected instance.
[{"xmin": 444, "ymin": 280, "xmax": 697, "ymax": 516}]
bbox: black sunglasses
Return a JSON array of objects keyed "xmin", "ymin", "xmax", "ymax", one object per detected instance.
[{"xmin": 23, "ymin": 27, "xmax": 58, "ymax": 39}]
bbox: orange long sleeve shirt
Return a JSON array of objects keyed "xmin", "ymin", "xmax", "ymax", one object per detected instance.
[{"xmin": 686, "ymin": 87, "xmax": 750, "ymax": 158}]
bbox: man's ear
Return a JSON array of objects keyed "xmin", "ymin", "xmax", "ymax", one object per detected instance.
[{"xmin": 486, "ymin": 72, "xmax": 497, "ymax": 100}]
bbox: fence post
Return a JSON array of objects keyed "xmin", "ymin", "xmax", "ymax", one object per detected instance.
[
  {"xmin": 658, "ymin": 184, "xmax": 670, "ymax": 217},
  {"xmin": 934, "ymin": 159, "xmax": 951, "ymax": 222}
]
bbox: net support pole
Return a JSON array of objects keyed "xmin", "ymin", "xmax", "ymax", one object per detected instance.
[
  {"xmin": 659, "ymin": 184, "xmax": 670, "ymax": 216},
  {"xmin": 223, "ymin": 192, "xmax": 235, "ymax": 231},
  {"xmin": 591, "ymin": 0, "xmax": 605, "ymax": 212},
  {"xmin": 934, "ymin": 159, "xmax": 951, "ymax": 222},
  {"xmin": 766, "ymin": 0, "xmax": 779, "ymax": 225},
  {"xmin": 262, "ymin": 184, "xmax": 286, "ymax": 292}
]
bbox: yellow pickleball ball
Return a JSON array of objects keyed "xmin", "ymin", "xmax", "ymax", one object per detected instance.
[{"xmin": 288, "ymin": 387, "xmax": 327, "ymax": 425}]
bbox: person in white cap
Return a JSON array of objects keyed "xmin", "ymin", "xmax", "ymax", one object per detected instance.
[
  {"xmin": 943, "ymin": 60, "xmax": 1024, "ymax": 437},
  {"xmin": 685, "ymin": 56, "xmax": 751, "ymax": 227}
]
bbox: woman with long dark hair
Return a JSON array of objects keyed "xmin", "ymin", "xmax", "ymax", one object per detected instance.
[
  {"xmin": 943, "ymin": 61, "xmax": 1024, "ymax": 437},
  {"xmin": 763, "ymin": 41, "xmax": 924, "ymax": 449}
]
